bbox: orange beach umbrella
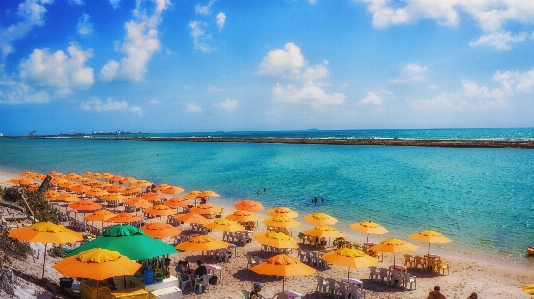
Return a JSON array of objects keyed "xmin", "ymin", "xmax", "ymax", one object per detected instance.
[
  {"xmin": 86, "ymin": 187, "xmax": 109, "ymax": 198},
  {"xmin": 303, "ymin": 213, "xmax": 338, "ymax": 225},
  {"xmin": 175, "ymin": 235, "xmax": 229, "ymax": 252},
  {"xmin": 142, "ymin": 192, "xmax": 165, "ymax": 202},
  {"xmin": 161, "ymin": 186, "xmax": 185, "ymax": 195},
  {"xmin": 204, "ymin": 219, "xmax": 245, "ymax": 232},
  {"xmin": 8, "ymin": 178, "xmax": 34, "ymax": 186},
  {"xmin": 234, "ymin": 200, "xmax": 264, "ymax": 212},
  {"xmin": 106, "ymin": 185, "xmax": 126, "ymax": 193},
  {"xmin": 124, "ymin": 197, "xmax": 152, "ymax": 209},
  {"xmin": 163, "ymin": 197, "xmax": 192, "ymax": 208},
  {"xmin": 68, "ymin": 200, "xmax": 102, "ymax": 212},
  {"xmin": 225, "ymin": 210, "xmax": 259, "ymax": 223},
  {"xmin": 141, "ymin": 222, "xmax": 182, "ymax": 239},
  {"xmin": 144, "ymin": 204, "xmax": 176, "ymax": 217},
  {"xmin": 263, "ymin": 216, "xmax": 301, "ymax": 229},
  {"xmin": 174, "ymin": 212, "xmax": 210, "ymax": 225},
  {"xmin": 304, "ymin": 225, "xmax": 344, "ymax": 238},
  {"xmin": 105, "ymin": 212, "xmax": 143, "ymax": 223},
  {"xmin": 250, "ymin": 254, "xmax": 316, "ymax": 292},
  {"xmin": 56, "ymin": 193, "xmax": 80, "ymax": 202},
  {"xmin": 267, "ymin": 207, "xmax": 298, "ymax": 218},
  {"xmin": 252, "ymin": 231, "xmax": 299, "ymax": 249},
  {"xmin": 321, "ymin": 248, "xmax": 378, "ymax": 279},
  {"xmin": 190, "ymin": 204, "xmax": 222, "ymax": 215},
  {"xmin": 9, "ymin": 222, "xmax": 83, "ymax": 278},
  {"xmin": 85, "ymin": 210, "xmax": 117, "ymax": 222}
]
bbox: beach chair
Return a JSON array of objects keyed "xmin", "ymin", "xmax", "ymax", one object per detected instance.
[
  {"xmin": 402, "ymin": 272, "xmax": 417, "ymax": 290},
  {"xmin": 253, "ymin": 256, "xmax": 263, "ymax": 265},
  {"xmin": 426, "ymin": 258, "xmax": 437, "ymax": 273},
  {"xmin": 403, "ymin": 254, "xmax": 414, "ymax": 268},
  {"xmin": 272, "ymin": 292, "xmax": 290, "ymax": 299},
  {"xmin": 194, "ymin": 274, "xmax": 212, "ymax": 293},
  {"xmin": 315, "ymin": 275, "xmax": 328, "ymax": 294},
  {"xmin": 326, "ymin": 278, "xmax": 339, "ymax": 297},
  {"xmin": 310, "ymin": 251, "xmax": 320, "ymax": 267},
  {"xmin": 247, "ymin": 255, "xmax": 258, "ymax": 268},
  {"xmin": 413, "ymin": 256, "xmax": 426, "ymax": 271},
  {"xmin": 337, "ymin": 281, "xmax": 350, "ymax": 299},
  {"xmin": 379, "ymin": 268, "xmax": 390, "ymax": 285},
  {"xmin": 180, "ymin": 274, "xmax": 193, "ymax": 290},
  {"xmin": 368, "ymin": 266, "xmax": 380, "ymax": 281},
  {"xmin": 390, "ymin": 270, "xmax": 401, "ymax": 287},
  {"xmin": 350, "ymin": 284, "xmax": 366, "ymax": 299},
  {"xmin": 242, "ymin": 289, "xmax": 250, "ymax": 299},
  {"xmin": 436, "ymin": 260, "xmax": 450, "ymax": 275}
]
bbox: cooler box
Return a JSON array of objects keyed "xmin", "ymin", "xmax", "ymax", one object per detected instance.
[
  {"xmin": 80, "ymin": 280, "xmax": 111, "ymax": 299},
  {"xmin": 148, "ymin": 286, "xmax": 182, "ymax": 299},
  {"xmin": 100, "ymin": 287, "xmax": 148, "ymax": 299}
]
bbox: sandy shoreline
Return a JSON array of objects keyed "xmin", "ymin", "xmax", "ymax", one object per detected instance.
[
  {"xmin": 5, "ymin": 136, "xmax": 534, "ymax": 149},
  {"xmin": 1, "ymin": 169, "xmax": 533, "ymax": 298}
]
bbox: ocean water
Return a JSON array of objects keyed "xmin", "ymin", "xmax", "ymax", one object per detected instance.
[{"xmin": 1, "ymin": 129, "xmax": 534, "ymax": 267}]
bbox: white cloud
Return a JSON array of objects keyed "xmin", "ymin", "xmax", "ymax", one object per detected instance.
[
  {"xmin": 189, "ymin": 21, "xmax": 213, "ymax": 53},
  {"xmin": 109, "ymin": 0, "xmax": 120, "ymax": 9},
  {"xmin": 0, "ymin": 0, "xmax": 52, "ymax": 57},
  {"xmin": 391, "ymin": 63, "xmax": 427, "ymax": 83},
  {"xmin": 469, "ymin": 31, "xmax": 528, "ymax": 50},
  {"xmin": 213, "ymin": 98, "xmax": 238, "ymax": 112},
  {"xmin": 358, "ymin": 91, "xmax": 382, "ymax": 105},
  {"xmin": 216, "ymin": 12, "xmax": 226, "ymax": 30},
  {"xmin": 19, "ymin": 43, "xmax": 94, "ymax": 97},
  {"xmin": 99, "ymin": 0, "xmax": 170, "ymax": 82},
  {"xmin": 80, "ymin": 97, "xmax": 143, "ymax": 115},
  {"xmin": 195, "ymin": 1, "xmax": 215, "ymax": 15},
  {"xmin": 428, "ymin": 84, "xmax": 439, "ymax": 90},
  {"xmin": 185, "ymin": 102, "xmax": 202, "ymax": 112},
  {"xmin": 259, "ymin": 43, "xmax": 305, "ymax": 77},
  {"xmin": 359, "ymin": 0, "xmax": 534, "ymax": 50},
  {"xmin": 493, "ymin": 67, "xmax": 534, "ymax": 93},
  {"xmin": 148, "ymin": 99, "xmax": 160, "ymax": 104},
  {"xmin": 207, "ymin": 86, "xmax": 222, "ymax": 92},
  {"xmin": 71, "ymin": 0, "xmax": 84, "ymax": 5},
  {"xmin": 77, "ymin": 13, "xmax": 94, "ymax": 36},
  {"xmin": 272, "ymin": 82, "xmax": 345, "ymax": 108},
  {"xmin": 0, "ymin": 81, "xmax": 51, "ymax": 104}
]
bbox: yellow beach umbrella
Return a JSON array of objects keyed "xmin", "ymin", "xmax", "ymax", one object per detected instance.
[
  {"xmin": 250, "ymin": 254, "xmax": 316, "ymax": 292},
  {"xmin": 304, "ymin": 225, "xmax": 344, "ymax": 238},
  {"xmin": 408, "ymin": 230, "xmax": 451, "ymax": 255},
  {"xmin": 303, "ymin": 212, "xmax": 338, "ymax": 225},
  {"xmin": 204, "ymin": 219, "xmax": 245, "ymax": 232},
  {"xmin": 267, "ymin": 207, "xmax": 298, "ymax": 218},
  {"xmin": 190, "ymin": 204, "xmax": 223, "ymax": 215},
  {"xmin": 263, "ymin": 216, "xmax": 301, "ymax": 229},
  {"xmin": 252, "ymin": 231, "xmax": 299, "ymax": 249},
  {"xmin": 369, "ymin": 238, "xmax": 419, "ymax": 266},
  {"xmin": 225, "ymin": 210, "xmax": 259, "ymax": 223},
  {"xmin": 175, "ymin": 235, "xmax": 229, "ymax": 252},
  {"xmin": 174, "ymin": 212, "xmax": 211, "ymax": 225},
  {"xmin": 350, "ymin": 220, "xmax": 388, "ymax": 244},
  {"xmin": 321, "ymin": 248, "xmax": 378, "ymax": 279},
  {"xmin": 9, "ymin": 222, "xmax": 83, "ymax": 278},
  {"xmin": 161, "ymin": 186, "xmax": 185, "ymax": 195}
]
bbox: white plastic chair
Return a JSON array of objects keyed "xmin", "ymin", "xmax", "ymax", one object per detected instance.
[
  {"xmin": 326, "ymin": 278, "xmax": 339, "ymax": 297},
  {"xmin": 336, "ymin": 281, "xmax": 350, "ymax": 299},
  {"xmin": 368, "ymin": 266, "xmax": 380, "ymax": 281},
  {"xmin": 350, "ymin": 284, "xmax": 366, "ymax": 299},
  {"xmin": 379, "ymin": 268, "xmax": 390, "ymax": 285},
  {"xmin": 247, "ymin": 255, "xmax": 258, "ymax": 268},
  {"xmin": 180, "ymin": 274, "xmax": 193, "ymax": 290},
  {"xmin": 390, "ymin": 270, "xmax": 401, "ymax": 287},
  {"xmin": 315, "ymin": 275, "xmax": 328, "ymax": 294},
  {"xmin": 242, "ymin": 289, "xmax": 250, "ymax": 298},
  {"xmin": 272, "ymin": 292, "xmax": 290, "ymax": 299},
  {"xmin": 194, "ymin": 274, "xmax": 212, "ymax": 293},
  {"xmin": 402, "ymin": 272, "xmax": 417, "ymax": 290}
]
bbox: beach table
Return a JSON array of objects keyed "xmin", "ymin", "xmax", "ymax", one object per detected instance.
[
  {"xmin": 284, "ymin": 290, "xmax": 302, "ymax": 299},
  {"xmin": 341, "ymin": 277, "xmax": 363, "ymax": 288},
  {"xmin": 425, "ymin": 253, "xmax": 440, "ymax": 259},
  {"xmin": 364, "ymin": 242, "xmax": 377, "ymax": 247},
  {"xmin": 205, "ymin": 264, "xmax": 222, "ymax": 283},
  {"xmin": 389, "ymin": 264, "xmax": 407, "ymax": 272}
]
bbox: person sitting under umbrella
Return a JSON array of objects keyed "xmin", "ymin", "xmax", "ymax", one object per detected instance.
[
  {"xmin": 194, "ymin": 260, "xmax": 207, "ymax": 278},
  {"xmin": 250, "ymin": 282, "xmax": 263, "ymax": 299}
]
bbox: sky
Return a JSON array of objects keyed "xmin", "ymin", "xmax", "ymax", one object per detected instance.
[{"xmin": 1, "ymin": 0, "xmax": 534, "ymax": 136}]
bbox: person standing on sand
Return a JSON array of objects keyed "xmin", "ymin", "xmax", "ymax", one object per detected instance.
[
  {"xmin": 249, "ymin": 282, "xmax": 262, "ymax": 299},
  {"xmin": 428, "ymin": 286, "xmax": 447, "ymax": 299},
  {"xmin": 467, "ymin": 292, "xmax": 477, "ymax": 299}
]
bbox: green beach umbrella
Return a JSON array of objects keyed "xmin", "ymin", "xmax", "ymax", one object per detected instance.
[{"xmin": 66, "ymin": 224, "xmax": 178, "ymax": 260}]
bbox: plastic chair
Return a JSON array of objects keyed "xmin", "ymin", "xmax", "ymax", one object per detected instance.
[
  {"xmin": 326, "ymin": 278, "xmax": 339, "ymax": 297},
  {"xmin": 350, "ymin": 284, "xmax": 366, "ymax": 299},
  {"xmin": 247, "ymin": 255, "xmax": 258, "ymax": 268},
  {"xmin": 436, "ymin": 260, "xmax": 450, "ymax": 275},
  {"xmin": 180, "ymin": 274, "xmax": 193, "ymax": 290},
  {"xmin": 368, "ymin": 266, "xmax": 380, "ymax": 281},
  {"xmin": 194, "ymin": 274, "xmax": 212, "ymax": 293},
  {"xmin": 403, "ymin": 254, "xmax": 414, "ymax": 268},
  {"xmin": 402, "ymin": 272, "xmax": 417, "ymax": 290},
  {"xmin": 426, "ymin": 258, "xmax": 437, "ymax": 273},
  {"xmin": 242, "ymin": 289, "xmax": 250, "ymax": 299},
  {"xmin": 336, "ymin": 281, "xmax": 350, "ymax": 299},
  {"xmin": 315, "ymin": 275, "xmax": 328, "ymax": 294},
  {"xmin": 390, "ymin": 270, "xmax": 401, "ymax": 287},
  {"xmin": 379, "ymin": 268, "xmax": 390, "ymax": 285},
  {"xmin": 253, "ymin": 256, "xmax": 263, "ymax": 265},
  {"xmin": 414, "ymin": 256, "xmax": 426, "ymax": 271}
]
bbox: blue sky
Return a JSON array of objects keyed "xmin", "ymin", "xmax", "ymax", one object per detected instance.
[{"xmin": 1, "ymin": 0, "xmax": 534, "ymax": 135}]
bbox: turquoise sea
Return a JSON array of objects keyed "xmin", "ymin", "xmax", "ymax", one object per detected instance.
[{"xmin": 1, "ymin": 129, "xmax": 533, "ymax": 267}]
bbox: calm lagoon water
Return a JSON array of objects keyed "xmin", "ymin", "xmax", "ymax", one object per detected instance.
[{"xmin": 1, "ymin": 133, "xmax": 533, "ymax": 266}]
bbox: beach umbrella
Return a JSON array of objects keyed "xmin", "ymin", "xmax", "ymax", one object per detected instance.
[
  {"xmin": 225, "ymin": 210, "xmax": 259, "ymax": 223},
  {"xmin": 8, "ymin": 178, "xmax": 34, "ymax": 186},
  {"xmin": 108, "ymin": 175, "xmax": 124, "ymax": 182},
  {"xmin": 44, "ymin": 190, "xmax": 61, "ymax": 200},
  {"xmin": 349, "ymin": 220, "xmax": 389, "ymax": 244},
  {"xmin": 50, "ymin": 177, "xmax": 67, "ymax": 185},
  {"xmin": 67, "ymin": 224, "xmax": 178, "ymax": 260},
  {"xmin": 144, "ymin": 204, "xmax": 176, "ymax": 219},
  {"xmin": 175, "ymin": 235, "xmax": 229, "ymax": 252},
  {"xmin": 234, "ymin": 200, "xmax": 264, "ymax": 212},
  {"xmin": 49, "ymin": 171, "xmax": 63, "ymax": 176},
  {"xmin": 321, "ymin": 248, "xmax": 378, "ymax": 279},
  {"xmin": 91, "ymin": 181, "xmax": 111, "ymax": 188},
  {"xmin": 85, "ymin": 210, "xmax": 117, "ymax": 230},
  {"xmin": 59, "ymin": 181, "xmax": 77, "ymax": 189},
  {"xmin": 303, "ymin": 213, "xmax": 338, "ymax": 225},
  {"xmin": 20, "ymin": 171, "xmax": 36, "ymax": 178},
  {"xmin": 105, "ymin": 212, "xmax": 143, "ymax": 224},
  {"xmin": 198, "ymin": 190, "xmax": 220, "ymax": 198},
  {"xmin": 252, "ymin": 232, "xmax": 299, "ymax": 249},
  {"xmin": 370, "ymin": 238, "xmax": 419, "ymax": 266},
  {"xmin": 63, "ymin": 173, "xmax": 80, "ymax": 180},
  {"xmin": 140, "ymin": 222, "xmax": 182, "ymax": 239},
  {"xmin": 190, "ymin": 203, "xmax": 223, "ymax": 215},
  {"xmin": 250, "ymin": 254, "xmax": 316, "ymax": 292},
  {"xmin": 204, "ymin": 219, "xmax": 245, "ymax": 232},
  {"xmin": 53, "ymin": 248, "xmax": 141, "ymax": 281},
  {"xmin": 161, "ymin": 186, "xmax": 185, "ymax": 195},
  {"xmin": 124, "ymin": 197, "xmax": 153, "ymax": 209},
  {"xmin": 9, "ymin": 222, "xmax": 83, "ymax": 278},
  {"xmin": 153, "ymin": 184, "xmax": 170, "ymax": 191},
  {"xmin": 267, "ymin": 207, "xmax": 298, "ymax": 218},
  {"xmin": 133, "ymin": 180, "xmax": 152, "ymax": 187},
  {"xmin": 101, "ymin": 173, "xmax": 114, "ymax": 181},
  {"xmin": 69, "ymin": 184, "xmax": 92, "ymax": 195},
  {"xmin": 122, "ymin": 186, "xmax": 142, "ymax": 196},
  {"xmin": 81, "ymin": 172, "xmax": 93, "ymax": 177},
  {"xmin": 120, "ymin": 177, "xmax": 138, "ymax": 186},
  {"xmin": 263, "ymin": 216, "xmax": 301, "ymax": 229},
  {"xmin": 163, "ymin": 197, "xmax": 192, "ymax": 208},
  {"xmin": 174, "ymin": 212, "xmax": 211, "ymax": 225},
  {"xmin": 304, "ymin": 225, "xmax": 344, "ymax": 238},
  {"xmin": 183, "ymin": 190, "xmax": 202, "ymax": 199},
  {"xmin": 102, "ymin": 193, "xmax": 128, "ymax": 201},
  {"xmin": 408, "ymin": 230, "xmax": 452, "ymax": 256},
  {"xmin": 89, "ymin": 173, "xmax": 103, "ymax": 179},
  {"xmin": 67, "ymin": 200, "xmax": 102, "ymax": 212},
  {"xmin": 106, "ymin": 185, "xmax": 126, "ymax": 193},
  {"xmin": 56, "ymin": 193, "xmax": 81, "ymax": 202},
  {"xmin": 86, "ymin": 187, "xmax": 109, "ymax": 198},
  {"xmin": 142, "ymin": 192, "xmax": 165, "ymax": 202}
]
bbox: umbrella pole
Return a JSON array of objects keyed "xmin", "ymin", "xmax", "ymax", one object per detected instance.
[
  {"xmin": 282, "ymin": 277, "xmax": 285, "ymax": 292},
  {"xmin": 41, "ymin": 243, "xmax": 47, "ymax": 279},
  {"xmin": 347, "ymin": 267, "xmax": 350, "ymax": 279},
  {"xmin": 428, "ymin": 242, "xmax": 431, "ymax": 256}
]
